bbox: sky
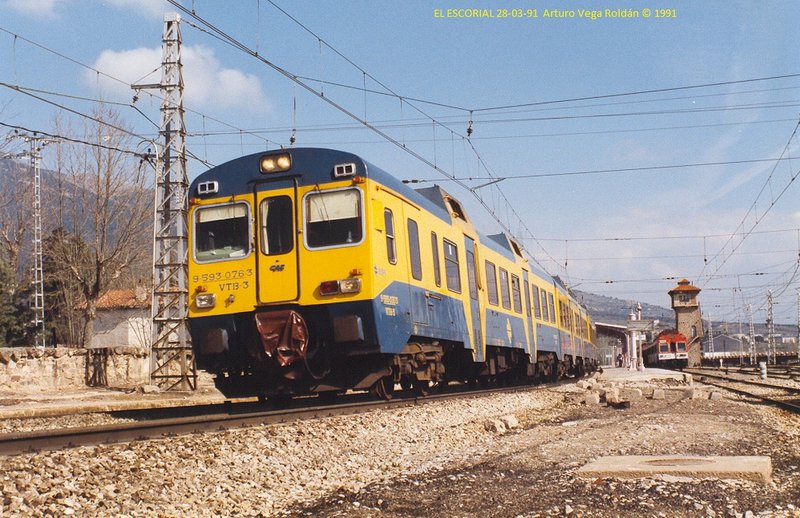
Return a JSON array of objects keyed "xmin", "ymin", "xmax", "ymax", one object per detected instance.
[{"xmin": 1, "ymin": 0, "xmax": 799, "ymax": 326}]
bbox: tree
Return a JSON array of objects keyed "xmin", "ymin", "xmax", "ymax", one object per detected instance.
[
  {"xmin": 0, "ymin": 129, "xmax": 36, "ymax": 346},
  {"xmin": 48, "ymin": 107, "xmax": 153, "ymax": 348},
  {"xmin": 43, "ymin": 227, "xmax": 86, "ymax": 346},
  {"xmin": 0, "ymin": 152, "xmax": 33, "ymax": 292},
  {"xmin": 0, "ymin": 253, "xmax": 31, "ymax": 347}
]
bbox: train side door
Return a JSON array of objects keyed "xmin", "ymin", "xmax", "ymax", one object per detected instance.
[
  {"xmin": 254, "ymin": 178, "xmax": 300, "ymax": 304},
  {"xmin": 463, "ymin": 237, "xmax": 484, "ymax": 359},
  {"xmin": 406, "ymin": 215, "xmax": 429, "ymax": 326},
  {"xmin": 522, "ymin": 270, "xmax": 536, "ymax": 359}
]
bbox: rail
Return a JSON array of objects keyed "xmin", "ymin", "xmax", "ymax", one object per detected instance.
[
  {"xmin": 684, "ymin": 368, "xmax": 800, "ymax": 414},
  {"xmin": 0, "ymin": 383, "xmax": 552, "ymax": 456}
]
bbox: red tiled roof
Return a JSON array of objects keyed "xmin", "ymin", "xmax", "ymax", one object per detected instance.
[
  {"xmin": 95, "ymin": 289, "xmax": 150, "ymax": 310},
  {"xmin": 669, "ymin": 278, "xmax": 700, "ymax": 294}
]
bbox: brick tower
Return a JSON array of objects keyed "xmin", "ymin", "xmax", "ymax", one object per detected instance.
[{"xmin": 669, "ymin": 279, "xmax": 704, "ymax": 367}]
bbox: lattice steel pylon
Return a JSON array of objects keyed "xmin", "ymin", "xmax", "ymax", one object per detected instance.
[
  {"xmin": 747, "ymin": 304, "xmax": 756, "ymax": 365},
  {"xmin": 8, "ymin": 132, "xmax": 58, "ymax": 348},
  {"xmin": 149, "ymin": 13, "xmax": 196, "ymax": 390},
  {"xmin": 767, "ymin": 291, "xmax": 775, "ymax": 365}
]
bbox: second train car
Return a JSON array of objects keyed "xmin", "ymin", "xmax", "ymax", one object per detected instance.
[{"xmin": 187, "ymin": 148, "xmax": 597, "ymax": 399}]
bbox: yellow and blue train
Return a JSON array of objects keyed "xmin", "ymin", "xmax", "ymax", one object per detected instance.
[{"xmin": 187, "ymin": 148, "xmax": 597, "ymax": 398}]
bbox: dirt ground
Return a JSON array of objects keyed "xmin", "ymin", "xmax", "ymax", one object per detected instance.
[{"xmin": 287, "ymin": 381, "xmax": 800, "ymax": 517}]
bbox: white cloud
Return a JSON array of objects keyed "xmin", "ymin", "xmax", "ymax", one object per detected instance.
[
  {"xmin": 3, "ymin": 0, "xmax": 59, "ymax": 17},
  {"xmin": 85, "ymin": 44, "xmax": 269, "ymax": 112},
  {"xmin": 105, "ymin": 0, "xmax": 165, "ymax": 18}
]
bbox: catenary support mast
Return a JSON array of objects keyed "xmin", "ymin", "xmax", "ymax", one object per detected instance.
[
  {"xmin": 148, "ymin": 13, "xmax": 196, "ymax": 390},
  {"xmin": 747, "ymin": 304, "xmax": 756, "ymax": 365},
  {"xmin": 9, "ymin": 132, "xmax": 58, "ymax": 348}
]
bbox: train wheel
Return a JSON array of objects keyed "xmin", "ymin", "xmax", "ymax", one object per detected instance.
[
  {"xmin": 370, "ymin": 376, "xmax": 395, "ymax": 401},
  {"xmin": 413, "ymin": 376, "xmax": 431, "ymax": 397},
  {"xmin": 551, "ymin": 363, "xmax": 560, "ymax": 382},
  {"xmin": 400, "ymin": 375, "xmax": 413, "ymax": 394}
]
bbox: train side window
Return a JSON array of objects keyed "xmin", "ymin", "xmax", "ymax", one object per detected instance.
[
  {"xmin": 485, "ymin": 261, "xmax": 498, "ymax": 306},
  {"xmin": 407, "ymin": 218, "xmax": 422, "ymax": 281},
  {"xmin": 532, "ymin": 285, "xmax": 542, "ymax": 319},
  {"xmin": 443, "ymin": 239, "xmax": 461, "ymax": 292},
  {"xmin": 523, "ymin": 279, "xmax": 531, "ymax": 317},
  {"xmin": 539, "ymin": 289, "xmax": 547, "ymax": 321},
  {"xmin": 499, "ymin": 268, "xmax": 511, "ymax": 310},
  {"xmin": 384, "ymin": 209, "xmax": 396, "ymax": 264},
  {"xmin": 431, "ymin": 232, "xmax": 441, "ymax": 286},
  {"xmin": 548, "ymin": 293, "xmax": 556, "ymax": 323},
  {"xmin": 260, "ymin": 196, "xmax": 293, "ymax": 256},
  {"xmin": 511, "ymin": 274, "xmax": 522, "ymax": 313},
  {"xmin": 194, "ymin": 203, "xmax": 250, "ymax": 262},
  {"xmin": 304, "ymin": 188, "xmax": 363, "ymax": 249}
]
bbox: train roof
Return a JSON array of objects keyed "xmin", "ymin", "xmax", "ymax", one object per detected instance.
[{"xmin": 190, "ymin": 147, "xmax": 453, "ymax": 224}]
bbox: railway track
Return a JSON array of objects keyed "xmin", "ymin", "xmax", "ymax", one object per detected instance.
[
  {"xmin": 700, "ymin": 364, "xmax": 800, "ymax": 382},
  {"xmin": 0, "ymin": 383, "xmax": 552, "ymax": 456},
  {"xmin": 684, "ymin": 368, "xmax": 800, "ymax": 414}
]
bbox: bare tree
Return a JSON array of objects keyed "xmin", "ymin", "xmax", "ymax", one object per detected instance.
[
  {"xmin": 49, "ymin": 107, "xmax": 153, "ymax": 348},
  {"xmin": 0, "ymin": 142, "xmax": 33, "ymax": 289},
  {"xmin": 0, "ymin": 126, "xmax": 36, "ymax": 346}
]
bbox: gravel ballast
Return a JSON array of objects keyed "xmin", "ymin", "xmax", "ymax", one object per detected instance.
[{"xmin": 1, "ymin": 374, "xmax": 799, "ymax": 516}]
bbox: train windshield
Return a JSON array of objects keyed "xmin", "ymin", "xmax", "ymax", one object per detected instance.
[
  {"xmin": 304, "ymin": 188, "xmax": 363, "ymax": 248},
  {"xmin": 676, "ymin": 341, "xmax": 687, "ymax": 352},
  {"xmin": 659, "ymin": 341, "xmax": 669, "ymax": 353},
  {"xmin": 194, "ymin": 203, "xmax": 250, "ymax": 262}
]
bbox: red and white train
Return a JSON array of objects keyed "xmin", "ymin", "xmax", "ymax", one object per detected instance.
[{"xmin": 643, "ymin": 330, "xmax": 688, "ymax": 369}]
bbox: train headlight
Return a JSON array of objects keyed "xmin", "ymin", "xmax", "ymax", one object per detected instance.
[
  {"xmin": 260, "ymin": 153, "xmax": 292, "ymax": 173},
  {"xmin": 196, "ymin": 293, "xmax": 217, "ymax": 308},
  {"xmin": 339, "ymin": 278, "xmax": 361, "ymax": 293}
]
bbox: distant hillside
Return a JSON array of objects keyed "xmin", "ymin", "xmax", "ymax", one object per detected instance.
[
  {"xmin": 0, "ymin": 157, "xmax": 153, "ymax": 283},
  {"xmin": 574, "ymin": 290, "xmax": 675, "ymax": 326},
  {"xmin": 574, "ymin": 290, "xmax": 797, "ymax": 339}
]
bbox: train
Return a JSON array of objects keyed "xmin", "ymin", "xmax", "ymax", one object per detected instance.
[
  {"xmin": 186, "ymin": 147, "xmax": 598, "ymax": 399},
  {"xmin": 643, "ymin": 329, "xmax": 689, "ymax": 369}
]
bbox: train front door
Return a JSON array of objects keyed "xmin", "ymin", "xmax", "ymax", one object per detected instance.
[{"xmin": 254, "ymin": 178, "xmax": 300, "ymax": 304}]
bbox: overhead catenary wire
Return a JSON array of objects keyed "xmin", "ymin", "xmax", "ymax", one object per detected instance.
[
  {"xmin": 0, "ymin": 121, "xmax": 146, "ymax": 159},
  {"xmin": 168, "ymin": 0, "xmax": 565, "ymax": 272},
  {"xmin": 698, "ymin": 119, "xmax": 800, "ymax": 287},
  {"xmin": 0, "ymin": 25, "xmax": 279, "ymax": 161},
  {"xmin": 0, "ymin": 81, "xmax": 214, "ymax": 169},
  {"xmin": 403, "ymin": 156, "xmax": 797, "ymax": 184}
]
